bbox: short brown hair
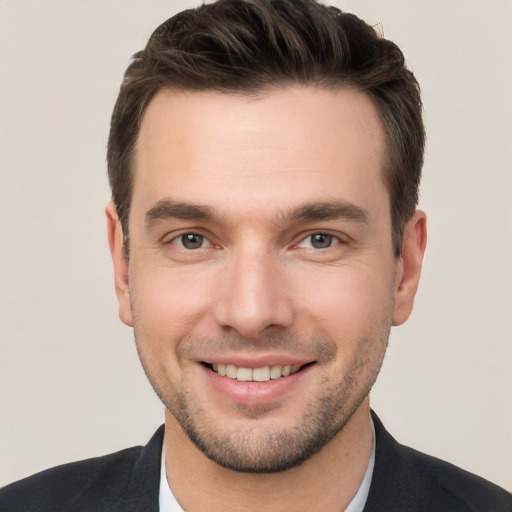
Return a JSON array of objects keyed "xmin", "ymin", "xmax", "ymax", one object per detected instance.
[{"xmin": 107, "ymin": 0, "xmax": 425, "ymax": 257}]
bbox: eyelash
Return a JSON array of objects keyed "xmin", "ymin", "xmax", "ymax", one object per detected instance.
[
  {"xmin": 296, "ymin": 233, "xmax": 342, "ymax": 250},
  {"xmin": 170, "ymin": 233, "xmax": 212, "ymax": 250},
  {"xmin": 168, "ymin": 232, "xmax": 343, "ymax": 251}
]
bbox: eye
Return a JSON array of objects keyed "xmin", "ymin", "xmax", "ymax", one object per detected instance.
[
  {"xmin": 172, "ymin": 233, "xmax": 209, "ymax": 250},
  {"xmin": 297, "ymin": 233, "xmax": 338, "ymax": 249}
]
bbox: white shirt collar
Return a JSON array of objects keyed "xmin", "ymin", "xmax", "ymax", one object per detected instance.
[
  {"xmin": 159, "ymin": 446, "xmax": 184, "ymax": 512},
  {"xmin": 344, "ymin": 420, "xmax": 375, "ymax": 512},
  {"xmin": 159, "ymin": 422, "xmax": 375, "ymax": 512}
]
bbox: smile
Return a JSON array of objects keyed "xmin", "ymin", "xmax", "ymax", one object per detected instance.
[{"xmin": 204, "ymin": 363, "xmax": 313, "ymax": 382}]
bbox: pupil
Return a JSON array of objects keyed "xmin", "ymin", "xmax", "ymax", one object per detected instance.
[
  {"xmin": 182, "ymin": 234, "xmax": 203, "ymax": 249},
  {"xmin": 312, "ymin": 234, "xmax": 332, "ymax": 249}
]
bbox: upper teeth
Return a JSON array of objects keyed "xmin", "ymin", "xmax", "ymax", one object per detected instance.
[{"xmin": 212, "ymin": 363, "xmax": 302, "ymax": 382}]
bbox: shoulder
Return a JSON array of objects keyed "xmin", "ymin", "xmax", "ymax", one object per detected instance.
[
  {"xmin": 397, "ymin": 441, "xmax": 512, "ymax": 511},
  {"xmin": 367, "ymin": 412, "xmax": 512, "ymax": 512},
  {"xmin": 0, "ymin": 445, "xmax": 143, "ymax": 512},
  {"xmin": 0, "ymin": 425, "xmax": 164, "ymax": 512}
]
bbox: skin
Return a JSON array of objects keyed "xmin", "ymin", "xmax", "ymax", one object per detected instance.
[{"xmin": 106, "ymin": 86, "xmax": 426, "ymax": 511}]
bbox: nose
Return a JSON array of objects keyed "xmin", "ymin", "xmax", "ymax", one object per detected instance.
[{"xmin": 213, "ymin": 248, "xmax": 294, "ymax": 338}]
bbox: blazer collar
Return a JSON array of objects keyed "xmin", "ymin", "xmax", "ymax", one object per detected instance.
[
  {"xmin": 125, "ymin": 412, "xmax": 407, "ymax": 512},
  {"xmin": 116, "ymin": 425, "xmax": 164, "ymax": 512}
]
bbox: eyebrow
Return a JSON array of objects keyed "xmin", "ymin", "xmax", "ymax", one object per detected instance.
[
  {"xmin": 144, "ymin": 198, "xmax": 369, "ymax": 227},
  {"xmin": 285, "ymin": 200, "xmax": 369, "ymax": 224},
  {"xmin": 145, "ymin": 199, "xmax": 219, "ymax": 226}
]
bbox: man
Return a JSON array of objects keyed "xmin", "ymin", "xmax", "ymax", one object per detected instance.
[{"xmin": 0, "ymin": 0, "xmax": 510, "ymax": 510}]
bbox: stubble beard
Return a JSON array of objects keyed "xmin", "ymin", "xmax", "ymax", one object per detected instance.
[
  {"xmin": 172, "ymin": 361, "xmax": 380, "ymax": 473},
  {"xmin": 136, "ymin": 326, "xmax": 390, "ymax": 474}
]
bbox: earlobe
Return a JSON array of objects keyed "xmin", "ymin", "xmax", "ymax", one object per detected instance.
[
  {"xmin": 392, "ymin": 210, "xmax": 427, "ymax": 326},
  {"xmin": 105, "ymin": 202, "xmax": 133, "ymax": 327}
]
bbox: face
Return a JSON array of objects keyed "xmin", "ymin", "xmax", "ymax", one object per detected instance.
[{"xmin": 108, "ymin": 86, "xmax": 424, "ymax": 473}]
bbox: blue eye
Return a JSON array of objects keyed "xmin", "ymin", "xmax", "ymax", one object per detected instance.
[
  {"xmin": 174, "ymin": 233, "xmax": 208, "ymax": 250},
  {"xmin": 298, "ymin": 233, "xmax": 337, "ymax": 249}
]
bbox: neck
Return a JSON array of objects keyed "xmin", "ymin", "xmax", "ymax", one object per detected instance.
[{"xmin": 163, "ymin": 400, "xmax": 374, "ymax": 512}]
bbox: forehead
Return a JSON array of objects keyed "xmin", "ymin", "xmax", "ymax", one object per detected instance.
[{"xmin": 132, "ymin": 86, "xmax": 388, "ymax": 219}]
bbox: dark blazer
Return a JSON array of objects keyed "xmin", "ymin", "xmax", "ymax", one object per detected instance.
[{"xmin": 1, "ymin": 412, "xmax": 510, "ymax": 511}]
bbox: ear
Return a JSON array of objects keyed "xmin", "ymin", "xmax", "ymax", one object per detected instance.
[
  {"xmin": 392, "ymin": 210, "xmax": 427, "ymax": 326},
  {"xmin": 105, "ymin": 202, "xmax": 133, "ymax": 327}
]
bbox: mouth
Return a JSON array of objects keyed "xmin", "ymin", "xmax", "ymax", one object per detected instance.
[{"xmin": 201, "ymin": 361, "xmax": 315, "ymax": 382}]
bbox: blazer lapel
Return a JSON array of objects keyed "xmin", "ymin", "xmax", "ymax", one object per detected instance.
[{"xmin": 114, "ymin": 425, "xmax": 164, "ymax": 512}]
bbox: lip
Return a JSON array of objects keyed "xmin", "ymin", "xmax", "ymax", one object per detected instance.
[
  {"xmin": 200, "ymin": 360, "xmax": 315, "ymax": 406},
  {"xmin": 198, "ymin": 353, "xmax": 313, "ymax": 368}
]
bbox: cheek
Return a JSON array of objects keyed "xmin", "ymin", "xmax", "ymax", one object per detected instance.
[
  {"xmin": 130, "ymin": 267, "xmax": 213, "ymax": 346},
  {"xmin": 292, "ymin": 263, "xmax": 395, "ymax": 338}
]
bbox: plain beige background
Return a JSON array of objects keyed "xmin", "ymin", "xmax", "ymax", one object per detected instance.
[{"xmin": 0, "ymin": 0, "xmax": 511, "ymax": 491}]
